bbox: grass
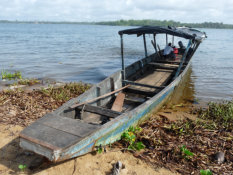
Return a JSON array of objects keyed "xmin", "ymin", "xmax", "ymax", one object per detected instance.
[
  {"xmin": 198, "ymin": 100, "xmax": 233, "ymax": 131},
  {"xmin": 17, "ymin": 78, "xmax": 40, "ymax": 86},
  {"xmin": 9, "ymin": 78, "xmax": 41, "ymax": 87},
  {"xmin": 1, "ymin": 69, "xmax": 41, "ymax": 86},
  {"xmin": 1, "ymin": 70, "xmax": 22, "ymax": 80},
  {"xmin": 40, "ymin": 82, "xmax": 91, "ymax": 102}
]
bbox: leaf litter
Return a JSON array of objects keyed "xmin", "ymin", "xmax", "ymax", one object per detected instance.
[
  {"xmin": 0, "ymin": 84, "xmax": 232, "ymax": 174},
  {"xmin": 0, "ymin": 82, "xmax": 90, "ymax": 127}
]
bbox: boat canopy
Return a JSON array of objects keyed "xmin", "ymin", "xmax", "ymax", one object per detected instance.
[{"xmin": 118, "ymin": 26, "xmax": 206, "ymax": 41}]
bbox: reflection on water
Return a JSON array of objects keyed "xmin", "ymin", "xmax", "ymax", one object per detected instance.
[
  {"xmin": 0, "ymin": 24, "xmax": 232, "ymax": 102},
  {"xmin": 167, "ymin": 66, "xmax": 196, "ymax": 106}
]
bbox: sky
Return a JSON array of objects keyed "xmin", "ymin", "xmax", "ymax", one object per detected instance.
[{"xmin": 0, "ymin": 0, "xmax": 233, "ymax": 24}]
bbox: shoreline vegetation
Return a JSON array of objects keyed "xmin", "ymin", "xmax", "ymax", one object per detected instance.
[
  {"xmin": 1, "ymin": 19, "xmax": 233, "ymax": 29},
  {"xmin": 0, "ymin": 81, "xmax": 232, "ymax": 174}
]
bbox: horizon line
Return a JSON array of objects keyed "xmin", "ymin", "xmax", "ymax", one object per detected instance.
[{"xmin": 0, "ymin": 19, "xmax": 232, "ymax": 25}]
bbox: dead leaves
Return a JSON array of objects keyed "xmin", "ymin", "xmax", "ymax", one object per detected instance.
[
  {"xmin": 137, "ymin": 116, "xmax": 233, "ymax": 174},
  {"xmin": 0, "ymin": 83, "xmax": 90, "ymax": 127}
]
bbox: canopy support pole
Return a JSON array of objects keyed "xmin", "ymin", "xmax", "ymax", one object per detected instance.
[
  {"xmin": 120, "ymin": 35, "xmax": 125, "ymax": 82},
  {"xmin": 166, "ymin": 34, "xmax": 168, "ymax": 45},
  {"xmin": 143, "ymin": 34, "xmax": 148, "ymax": 57},
  {"xmin": 172, "ymin": 35, "xmax": 174, "ymax": 46},
  {"xmin": 153, "ymin": 34, "xmax": 158, "ymax": 54},
  {"xmin": 173, "ymin": 39, "xmax": 192, "ymax": 80},
  {"xmin": 188, "ymin": 41, "xmax": 200, "ymax": 59}
]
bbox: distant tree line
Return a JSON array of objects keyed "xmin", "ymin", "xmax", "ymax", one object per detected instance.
[
  {"xmin": 0, "ymin": 20, "xmax": 89, "ymax": 25},
  {"xmin": 96, "ymin": 19, "xmax": 233, "ymax": 29},
  {"xmin": 1, "ymin": 19, "xmax": 233, "ymax": 29}
]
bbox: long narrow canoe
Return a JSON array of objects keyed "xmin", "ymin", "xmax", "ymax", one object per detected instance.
[{"xmin": 19, "ymin": 26, "xmax": 206, "ymax": 162}]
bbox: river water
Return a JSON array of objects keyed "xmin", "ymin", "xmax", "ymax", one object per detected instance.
[{"xmin": 0, "ymin": 23, "xmax": 232, "ymax": 102}]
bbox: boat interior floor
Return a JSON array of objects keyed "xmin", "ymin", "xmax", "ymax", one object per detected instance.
[{"xmin": 74, "ymin": 56, "xmax": 183, "ymax": 125}]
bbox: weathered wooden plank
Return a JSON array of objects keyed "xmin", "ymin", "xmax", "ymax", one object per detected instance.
[
  {"xmin": 150, "ymin": 62, "xmax": 179, "ymax": 67},
  {"xmin": 20, "ymin": 122, "xmax": 81, "ymax": 149},
  {"xmin": 111, "ymin": 92, "xmax": 125, "ymax": 112},
  {"xmin": 131, "ymin": 68, "xmax": 172, "ymax": 93},
  {"xmin": 37, "ymin": 114, "xmax": 99, "ymax": 137},
  {"xmin": 149, "ymin": 63, "xmax": 178, "ymax": 70},
  {"xmin": 77, "ymin": 104, "xmax": 121, "ymax": 118},
  {"xmin": 155, "ymin": 71, "xmax": 171, "ymax": 86},
  {"xmin": 124, "ymin": 87, "xmax": 155, "ymax": 96},
  {"xmin": 155, "ymin": 60, "xmax": 181, "ymax": 65},
  {"xmin": 125, "ymin": 96, "xmax": 146, "ymax": 104},
  {"xmin": 123, "ymin": 80, "xmax": 165, "ymax": 89}
]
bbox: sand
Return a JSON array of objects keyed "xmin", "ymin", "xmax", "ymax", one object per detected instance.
[{"xmin": 0, "ymin": 124, "xmax": 177, "ymax": 175}]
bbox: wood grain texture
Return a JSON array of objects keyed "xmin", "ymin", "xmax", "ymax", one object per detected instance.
[
  {"xmin": 20, "ymin": 122, "xmax": 82, "ymax": 149},
  {"xmin": 37, "ymin": 114, "xmax": 99, "ymax": 138},
  {"xmin": 111, "ymin": 92, "xmax": 125, "ymax": 112}
]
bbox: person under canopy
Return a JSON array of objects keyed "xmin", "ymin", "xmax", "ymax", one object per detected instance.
[{"xmin": 163, "ymin": 43, "xmax": 175, "ymax": 59}]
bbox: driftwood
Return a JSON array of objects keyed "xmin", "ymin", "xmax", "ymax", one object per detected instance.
[{"xmin": 70, "ymin": 85, "xmax": 130, "ymax": 109}]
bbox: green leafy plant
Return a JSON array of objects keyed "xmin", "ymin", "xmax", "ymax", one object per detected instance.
[
  {"xmin": 18, "ymin": 164, "xmax": 26, "ymax": 172},
  {"xmin": 180, "ymin": 145, "xmax": 194, "ymax": 159},
  {"xmin": 96, "ymin": 144, "xmax": 103, "ymax": 154},
  {"xmin": 97, "ymin": 147, "xmax": 103, "ymax": 154},
  {"xmin": 200, "ymin": 169, "xmax": 212, "ymax": 175},
  {"xmin": 1, "ymin": 70, "xmax": 22, "ymax": 80},
  {"xmin": 121, "ymin": 126, "xmax": 145, "ymax": 151},
  {"xmin": 167, "ymin": 120, "xmax": 194, "ymax": 136}
]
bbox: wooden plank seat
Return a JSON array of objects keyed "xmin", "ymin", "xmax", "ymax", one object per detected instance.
[
  {"xmin": 20, "ymin": 114, "xmax": 99, "ymax": 150},
  {"xmin": 125, "ymin": 96, "xmax": 146, "ymax": 104},
  {"xmin": 123, "ymin": 80, "xmax": 165, "ymax": 89},
  {"xmin": 155, "ymin": 60, "xmax": 184, "ymax": 65},
  {"xmin": 149, "ymin": 62, "xmax": 179, "ymax": 67},
  {"xmin": 149, "ymin": 62, "xmax": 179, "ymax": 70},
  {"xmin": 155, "ymin": 60, "xmax": 181, "ymax": 65},
  {"xmin": 124, "ymin": 86, "xmax": 156, "ymax": 97},
  {"xmin": 77, "ymin": 104, "xmax": 121, "ymax": 118}
]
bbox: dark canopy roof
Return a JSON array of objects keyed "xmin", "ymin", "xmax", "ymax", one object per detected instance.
[{"xmin": 118, "ymin": 26, "xmax": 206, "ymax": 41}]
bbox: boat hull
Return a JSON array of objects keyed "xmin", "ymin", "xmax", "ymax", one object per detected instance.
[
  {"xmin": 20, "ymin": 53, "xmax": 192, "ymax": 162},
  {"xmin": 59, "ymin": 57, "xmax": 192, "ymax": 162}
]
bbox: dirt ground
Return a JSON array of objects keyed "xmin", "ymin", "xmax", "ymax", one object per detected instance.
[
  {"xmin": 0, "ymin": 83, "xmax": 178, "ymax": 175},
  {"xmin": 0, "ymin": 123, "xmax": 178, "ymax": 175}
]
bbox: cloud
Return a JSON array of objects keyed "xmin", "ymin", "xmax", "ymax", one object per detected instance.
[{"xmin": 0, "ymin": 0, "xmax": 232, "ymax": 23}]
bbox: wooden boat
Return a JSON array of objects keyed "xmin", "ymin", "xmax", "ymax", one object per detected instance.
[{"xmin": 19, "ymin": 26, "xmax": 206, "ymax": 162}]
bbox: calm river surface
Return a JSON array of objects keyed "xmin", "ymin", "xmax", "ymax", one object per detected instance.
[{"xmin": 0, "ymin": 23, "xmax": 232, "ymax": 102}]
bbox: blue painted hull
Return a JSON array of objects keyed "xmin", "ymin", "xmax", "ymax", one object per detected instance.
[
  {"xmin": 20, "ymin": 53, "xmax": 194, "ymax": 162},
  {"xmin": 58, "ymin": 59, "xmax": 192, "ymax": 162}
]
